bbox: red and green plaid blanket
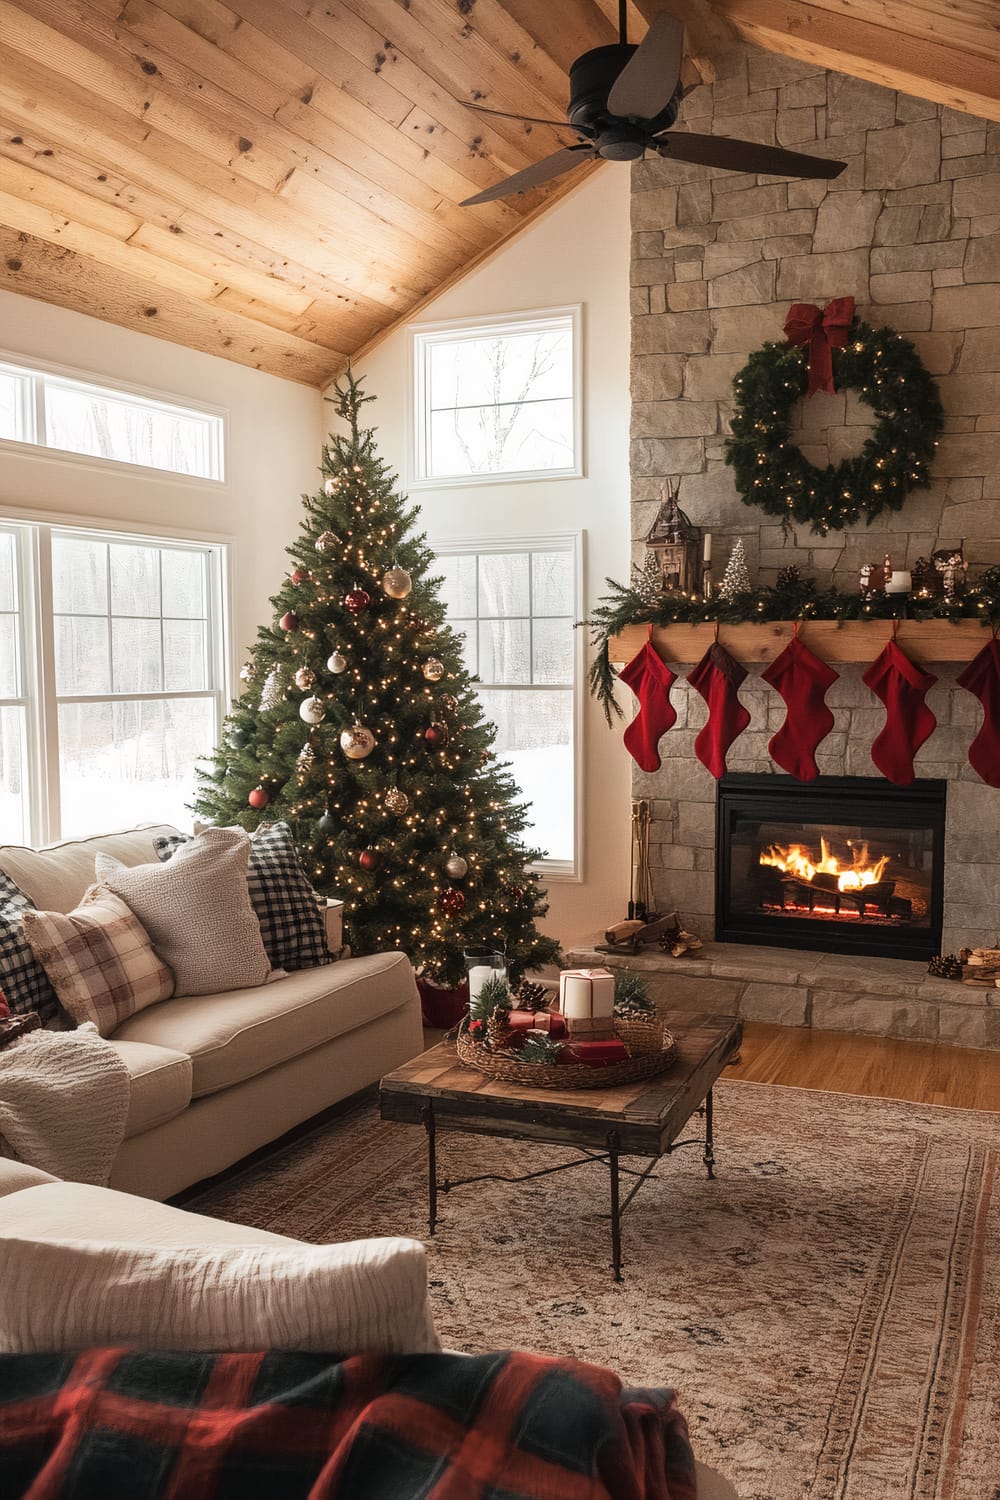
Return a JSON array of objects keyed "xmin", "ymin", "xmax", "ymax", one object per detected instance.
[{"xmin": 0, "ymin": 1347, "xmax": 697, "ymax": 1499}]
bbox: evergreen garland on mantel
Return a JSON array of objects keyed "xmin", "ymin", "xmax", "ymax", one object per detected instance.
[{"xmin": 583, "ymin": 568, "xmax": 1000, "ymax": 725}]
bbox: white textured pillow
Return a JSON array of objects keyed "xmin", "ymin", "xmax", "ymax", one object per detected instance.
[
  {"xmin": 0, "ymin": 1235, "xmax": 440, "ymax": 1356},
  {"xmin": 95, "ymin": 827, "xmax": 269, "ymax": 997}
]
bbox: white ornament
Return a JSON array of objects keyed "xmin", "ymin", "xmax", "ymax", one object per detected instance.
[
  {"xmin": 260, "ymin": 667, "xmax": 283, "ymax": 709},
  {"xmin": 239, "ymin": 662, "xmax": 255, "ymax": 684},
  {"xmin": 315, "ymin": 531, "xmax": 338, "ymax": 554},
  {"xmin": 340, "ymin": 722, "xmax": 376, "ymax": 760},
  {"xmin": 322, "ymin": 478, "xmax": 338, "ymax": 497},
  {"xmin": 299, "ymin": 695, "xmax": 327, "ymax": 725},
  {"xmin": 422, "ymin": 657, "xmax": 445, "ymax": 682},
  {"xmin": 327, "ymin": 650, "xmax": 348, "ymax": 674},
  {"xmin": 444, "ymin": 851, "xmax": 468, "ymax": 880},
  {"xmin": 382, "ymin": 566, "xmax": 412, "ymax": 600},
  {"xmin": 296, "ymin": 742, "xmax": 316, "ymax": 773},
  {"xmin": 294, "ymin": 667, "xmax": 316, "ymax": 691}
]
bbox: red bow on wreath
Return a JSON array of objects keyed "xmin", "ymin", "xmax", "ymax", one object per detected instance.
[{"xmin": 783, "ymin": 296, "xmax": 855, "ymax": 397}]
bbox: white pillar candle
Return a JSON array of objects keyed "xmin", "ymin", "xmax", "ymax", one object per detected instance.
[
  {"xmin": 559, "ymin": 969, "xmax": 615, "ymax": 1019},
  {"xmin": 703, "ymin": 533, "xmax": 712, "ymax": 563},
  {"xmin": 468, "ymin": 965, "xmax": 495, "ymax": 1000},
  {"xmin": 885, "ymin": 570, "xmax": 912, "ymax": 594}
]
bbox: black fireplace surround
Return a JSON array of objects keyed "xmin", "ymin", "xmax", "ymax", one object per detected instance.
[{"xmin": 715, "ymin": 774, "xmax": 946, "ymax": 961}]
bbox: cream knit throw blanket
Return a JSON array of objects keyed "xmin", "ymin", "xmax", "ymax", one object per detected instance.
[{"xmin": 0, "ymin": 1024, "xmax": 131, "ymax": 1186}]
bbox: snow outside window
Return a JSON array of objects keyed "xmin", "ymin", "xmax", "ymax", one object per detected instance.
[
  {"xmin": 435, "ymin": 537, "xmax": 580, "ymax": 878},
  {"xmin": 0, "ymin": 523, "xmax": 227, "ymax": 845},
  {"xmin": 0, "ymin": 357, "xmax": 225, "ymax": 482},
  {"xmin": 411, "ymin": 308, "xmax": 582, "ymax": 486}
]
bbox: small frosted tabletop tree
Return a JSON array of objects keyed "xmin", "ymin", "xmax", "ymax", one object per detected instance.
[{"xmin": 195, "ymin": 373, "xmax": 560, "ymax": 987}]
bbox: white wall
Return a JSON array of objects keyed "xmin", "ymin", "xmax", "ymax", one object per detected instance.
[
  {"xmin": 349, "ymin": 168, "xmax": 632, "ymax": 948},
  {"xmin": 0, "ymin": 287, "xmax": 321, "ymax": 669}
]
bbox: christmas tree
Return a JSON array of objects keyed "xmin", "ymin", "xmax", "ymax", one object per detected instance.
[
  {"xmin": 718, "ymin": 537, "xmax": 751, "ymax": 601},
  {"xmin": 194, "ymin": 373, "xmax": 561, "ymax": 987}
]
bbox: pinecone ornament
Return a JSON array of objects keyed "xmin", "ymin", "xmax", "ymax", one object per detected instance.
[
  {"xmin": 517, "ymin": 979, "xmax": 549, "ymax": 1010},
  {"xmin": 486, "ymin": 1010, "xmax": 511, "ymax": 1051},
  {"xmin": 776, "ymin": 564, "xmax": 802, "ymax": 590},
  {"xmin": 613, "ymin": 971, "xmax": 656, "ymax": 1021}
]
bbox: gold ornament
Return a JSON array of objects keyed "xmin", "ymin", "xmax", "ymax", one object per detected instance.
[
  {"xmin": 299, "ymin": 695, "xmax": 326, "ymax": 725},
  {"xmin": 385, "ymin": 787, "xmax": 409, "ymax": 815},
  {"xmin": 422, "ymin": 657, "xmax": 445, "ymax": 682},
  {"xmin": 327, "ymin": 651, "xmax": 348, "ymax": 674},
  {"xmin": 444, "ymin": 851, "xmax": 468, "ymax": 880},
  {"xmin": 294, "ymin": 667, "xmax": 316, "ymax": 691},
  {"xmin": 439, "ymin": 693, "xmax": 458, "ymax": 715},
  {"xmin": 340, "ymin": 722, "xmax": 376, "ymax": 759},
  {"xmin": 315, "ymin": 531, "xmax": 338, "ymax": 554},
  {"xmin": 382, "ymin": 566, "xmax": 412, "ymax": 600}
]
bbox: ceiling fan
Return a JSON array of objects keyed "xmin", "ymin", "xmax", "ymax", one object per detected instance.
[{"xmin": 459, "ymin": 4, "xmax": 845, "ymax": 206}]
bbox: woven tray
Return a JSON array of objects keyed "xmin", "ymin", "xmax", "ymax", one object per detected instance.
[{"xmin": 455, "ymin": 1024, "xmax": 676, "ymax": 1090}]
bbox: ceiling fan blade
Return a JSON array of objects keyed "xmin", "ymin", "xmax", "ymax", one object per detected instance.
[
  {"xmin": 657, "ymin": 132, "xmax": 846, "ymax": 179},
  {"xmin": 456, "ymin": 98, "xmax": 593, "ymax": 135},
  {"xmin": 460, "ymin": 145, "xmax": 596, "ymax": 206},
  {"xmin": 608, "ymin": 11, "xmax": 684, "ymax": 120}
]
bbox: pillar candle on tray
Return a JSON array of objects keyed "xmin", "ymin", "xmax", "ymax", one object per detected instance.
[{"xmin": 468, "ymin": 964, "xmax": 505, "ymax": 1000}]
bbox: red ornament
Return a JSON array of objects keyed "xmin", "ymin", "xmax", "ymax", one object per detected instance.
[
  {"xmin": 248, "ymin": 786, "xmax": 269, "ymax": 809},
  {"xmin": 504, "ymin": 884, "xmax": 525, "ymax": 904},
  {"xmin": 279, "ymin": 611, "xmax": 299, "ymax": 632},
  {"xmin": 344, "ymin": 587, "xmax": 371, "ymax": 615},
  {"xmin": 291, "ymin": 567, "xmax": 310, "ymax": 585},
  {"xmin": 358, "ymin": 847, "xmax": 382, "ymax": 872},
  {"xmin": 424, "ymin": 721, "xmax": 449, "ymax": 749},
  {"xmin": 438, "ymin": 887, "xmax": 466, "ymax": 914}
]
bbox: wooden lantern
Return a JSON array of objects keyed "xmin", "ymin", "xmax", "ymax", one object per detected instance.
[{"xmin": 644, "ymin": 481, "xmax": 702, "ymax": 594}]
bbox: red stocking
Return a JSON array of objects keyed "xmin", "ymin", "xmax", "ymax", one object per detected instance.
[
  {"xmin": 688, "ymin": 640, "xmax": 751, "ymax": 778},
  {"xmin": 957, "ymin": 637, "xmax": 1000, "ymax": 788},
  {"xmin": 862, "ymin": 636, "xmax": 937, "ymax": 785},
  {"xmin": 762, "ymin": 629, "xmax": 838, "ymax": 781},
  {"xmin": 618, "ymin": 638, "xmax": 677, "ymax": 772}
]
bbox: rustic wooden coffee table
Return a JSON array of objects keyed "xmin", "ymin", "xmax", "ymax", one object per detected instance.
[{"xmin": 379, "ymin": 1011, "xmax": 741, "ymax": 1280}]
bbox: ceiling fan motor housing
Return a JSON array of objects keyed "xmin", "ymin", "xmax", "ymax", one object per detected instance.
[{"xmin": 568, "ymin": 45, "xmax": 679, "ymax": 141}]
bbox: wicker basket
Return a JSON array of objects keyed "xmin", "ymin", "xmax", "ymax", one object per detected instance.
[{"xmin": 455, "ymin": 1022, "xmax": 676, "ymax": 1090}]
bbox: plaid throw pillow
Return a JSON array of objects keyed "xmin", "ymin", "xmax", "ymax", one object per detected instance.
[
  {"xmin": 154, "ymin": 823, "xmax": 328, "ymax": 972},
  {"xmin": 0, "ymin": 873, "xmax": 60, "ymax": 1024},
  {"xmin": 22, "ymin": 892, "xmax": 174, "ymax": 1037}
]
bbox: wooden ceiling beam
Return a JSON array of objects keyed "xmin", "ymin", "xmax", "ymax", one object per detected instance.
[
  {"xmin": 0, "ymin": 226, "xmax": 343, "ymax": 384},
  {"xmin": 803, "ymin": 0, "xmax": 1000, "ymax": 68},
  {"xmin": 713, "ymin": 0, "xmax": 1000, "ymax": 121}
]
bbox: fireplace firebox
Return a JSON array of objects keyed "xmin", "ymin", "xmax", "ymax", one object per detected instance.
[{"xmin": 715, "ymin": 774, "xmax": 946, "ymax": 961}]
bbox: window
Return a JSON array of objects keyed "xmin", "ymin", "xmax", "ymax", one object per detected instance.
[
  {"xmin": 435, "ymin": 535, "xmax": 580, "ymax": 877},
  {"xmin": 0, "ymin": 522, "xmax": 227, "ymax": 845},
  {"xmin": 411, "ymin": 308, "xmax": 582, "ymax": 486},
  {"xmin": 0, "ymin": 357, "xmax": 225, "ymax": 481}
]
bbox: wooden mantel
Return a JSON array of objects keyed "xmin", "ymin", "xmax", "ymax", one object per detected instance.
[{"xmin": 610, "ymin": 618, "xmax": 990, "ymax": 666}]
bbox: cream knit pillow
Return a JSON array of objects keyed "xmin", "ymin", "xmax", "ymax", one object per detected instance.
[{"xmin": 95, "ymin": 827, "xmax": 270, "ymax": 998}]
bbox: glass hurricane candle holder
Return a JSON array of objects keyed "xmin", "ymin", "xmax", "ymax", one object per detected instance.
[{"xmin": 464, "ymin": 948, "xmax": 506, "ymax": 1000}]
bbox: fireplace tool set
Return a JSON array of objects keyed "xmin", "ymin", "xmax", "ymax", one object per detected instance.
[{"xmin": 601, "ymin": 800, "xmax": 703, "ymax": 958}]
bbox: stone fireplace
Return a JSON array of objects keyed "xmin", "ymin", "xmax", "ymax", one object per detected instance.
[{"xmin": 619, "ymin": 45, "xmax": 1000, "ymax": 1048}]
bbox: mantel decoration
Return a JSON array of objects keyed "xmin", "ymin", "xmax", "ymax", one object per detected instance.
[{"xmin": 724, "ymin": 299, "xmax": 944, "ymax": 536}]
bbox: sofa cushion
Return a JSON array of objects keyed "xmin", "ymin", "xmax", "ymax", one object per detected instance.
[
  {"xmin": 97, "ymin": 828, "xmax": 270, "ymax": 998},
  {"xmin": 0, "ymin": 1162, "xmax": 59, "ymax": 1199},
  {"xmin": 107, "ymin": 1041, "xmax": 193, "ymax": 1139},
  {"xmin": 0, "ymin": 874, "xmax": 60, "ymax": 1023},
  {"xmin": 0, "ymin": 825, "xmax": 181, "ymax": 915},
  {"xmin": 155, "ymin": 823, "xmax": 329, "ymax": 973},
  {"xmin": 112, "ymin": 950, "xmax": 417, "ymax": 1098},
  {"xmin": 0, "ymin": 1180, "xmax": 295, "ymax": 1246},
  {"xmin": 22, "ymin": 893, "xmax": 174, "ymax": 1037}
]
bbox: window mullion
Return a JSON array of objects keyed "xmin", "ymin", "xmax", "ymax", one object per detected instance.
[
  {"xmin": 32, "ymin": 525, "xmax": 61, "ymax": 844},
  {"xmin": 32, "ymin": 376, "xmax": 45, "ymax": 448}
]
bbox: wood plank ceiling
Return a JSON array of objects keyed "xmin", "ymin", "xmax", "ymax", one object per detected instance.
[{"xmin": 0, "ymin": 0, "xmax": 996, "ymax": 387}]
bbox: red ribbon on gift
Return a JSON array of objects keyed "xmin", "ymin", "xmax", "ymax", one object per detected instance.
[{"xmin": 783, "ymin": 296, "xmax": 855, "ymax": 396}]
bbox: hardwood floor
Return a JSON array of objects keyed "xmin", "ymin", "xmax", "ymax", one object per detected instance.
[{"xmin": 724, "ymin": 1022, "xmax": 1000, "ymax": 1112}]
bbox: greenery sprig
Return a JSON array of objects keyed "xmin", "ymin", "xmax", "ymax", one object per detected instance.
[
  {"xmin": 724, "ymin": 319, "xmax": 944, "ymax": 535},
  {"xmin": 582, "ymin": 568, "xmax": 1000, "ymax": 724}
]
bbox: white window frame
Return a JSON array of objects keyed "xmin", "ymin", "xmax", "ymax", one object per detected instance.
[
  {"xmin": 409, "ymin": 306, "xmax": 584, "ymax": 489},
  {"xmin": 432, "ymin": 531, "xmax": 584, "ymax": 882},
  {"xmin": 0, "ymin": 350, "xmax": 228, "ymax": 487},
  {"xmin": 0, "ymin": 510, "xmax": 232, "ymax": 847}
]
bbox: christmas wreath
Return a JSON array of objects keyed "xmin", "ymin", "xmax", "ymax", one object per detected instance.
[{"xmin": 724, "ymin": 306, "xmax": 944, "ymax": 536}]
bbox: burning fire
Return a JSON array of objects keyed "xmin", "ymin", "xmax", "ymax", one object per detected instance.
[{"xmin": 760, "ymin": 837, "xmax": 890, "ymax": 892}]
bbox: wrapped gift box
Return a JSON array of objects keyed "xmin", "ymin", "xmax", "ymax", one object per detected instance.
[
  {"xmin": 507, "ymin": 1009, "xmax": 567, "ymax": 1038},
  {"xmin": 558, "ymin": 1039, "xmax": 629, "ymax": 1067},
  {"xmin": 558, "ymin": 968, "xmax": 616, "ymax": 1040}
]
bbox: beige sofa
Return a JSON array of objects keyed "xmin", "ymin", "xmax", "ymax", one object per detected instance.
[{"xmin": 0, "ymin": 824, "xmax": 424, "ymax": 1201}]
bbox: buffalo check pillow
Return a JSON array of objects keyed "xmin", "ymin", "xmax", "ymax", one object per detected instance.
[
  {"xmin": 0, "ymin": 873, "xmax": 61, "ymax": 1024},
  {"xmin": 153, "ymin": 822, "xmax": 329, "ymax": 972},
  {"xmin": 21, "ymin": 891, "xmax": 174, "ymax": 1037}
]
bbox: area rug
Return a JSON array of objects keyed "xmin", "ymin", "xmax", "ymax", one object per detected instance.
[{"xmin": 189, "ymin": 1080, "xmax": 1000, "ymax": 1500}]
